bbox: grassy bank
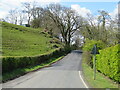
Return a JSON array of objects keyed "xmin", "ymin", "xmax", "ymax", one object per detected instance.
[
  {"xmin": 2, "ymin": 22, "xmax": 65, "ymax": 83},
  {"xmin": 2, "ymin": 55, "xmax": 64, "ymax": 83},
  {"xmin": 82, "ymin": 62, "xmax": 118, "ymax": 88},
  {"xmin": 2, "ymin": 22, "xmax": 62, "ymax": 56}
]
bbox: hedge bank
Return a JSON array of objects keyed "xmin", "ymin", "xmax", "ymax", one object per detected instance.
[
  {"xmin": 2, "ymin": 48, "xmax": 69, "ymax": 74},
  {"xmin": 82, "ymin": 39, "xmax": 119, "ymax": 82}
]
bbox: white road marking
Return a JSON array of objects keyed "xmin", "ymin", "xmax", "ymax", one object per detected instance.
[{"xmin": 78, "ymin": 71, "xmax": 89, "ymax": 89}]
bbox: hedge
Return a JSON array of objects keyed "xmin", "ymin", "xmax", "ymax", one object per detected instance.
[
  {"xmin": 2, "ymin": 48, "xmax": 69, "ymax": 74},
  {"xmin": 82, "ymin": 39, "xmax": 119, "ymax": 82},
  {"xmin": 96, "ymin": 44, "xmax": 120, "ymax": 82}
]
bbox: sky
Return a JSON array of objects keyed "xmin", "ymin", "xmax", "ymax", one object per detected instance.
[{"xmin": 0, "ymin": 0, "xmax": 119, "ymax": 19}]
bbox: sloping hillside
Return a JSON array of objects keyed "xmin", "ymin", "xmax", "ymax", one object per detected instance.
[{"xmin": 2, "ymin": 22, "xmax": 62, "ymax": 56}]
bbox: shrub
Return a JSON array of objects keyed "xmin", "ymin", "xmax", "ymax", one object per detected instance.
[
  {"xmin": 82, "ymin": 39, "xmax": 105, "ymax": 67},
  {"xmin": 83, "ymin": 39, "xmax": 106, "ymax": 52}
]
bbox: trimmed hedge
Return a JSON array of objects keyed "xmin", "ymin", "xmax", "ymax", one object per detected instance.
[
  {"xmin": 96, "ymin": 44, "xmax": 120, "ymax": 82},
  {"xmin": 2, "ymin": 48, "xmax": 68, "ymax": 74},
  {"xmin": 82, "ymin": 39, "xmax": 119, "ymax": 82}
]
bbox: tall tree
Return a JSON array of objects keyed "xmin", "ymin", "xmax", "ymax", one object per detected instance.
[
  {"xmin": 98, "ymin": 10, "xmax": 110, "ymax": 30},
  {"xmin": 22, "ymin": 2, "xmax": 35, "ymax": 26},
  {"xmin": 18, "ymin": 10, "xmax": 26, "ymax": 25},
  {"xmin": 31, "ymin": 7, "xmax": 43, "ymax": 19},
  {"xmin": 97, "ymin": 10, "xmax": 111, "ymax": 43},
  {"xmin": 45, "ymin": 4, "xmax": 83, "ymax": 46},
  {"xmin": 6, "ymin": 9, "xmax": 18, "ymax": 24}
]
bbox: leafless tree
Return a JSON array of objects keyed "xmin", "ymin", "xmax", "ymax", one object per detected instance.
[
  {"xmin": 22, "ymin": 2, "xmax": 36, "ymax": 26},
  {"xmin": 6, "ymin": 9, "xmax": 18, "ymax": 24},
  {"xmin": 46, "ymin": 4, "xmax": 83, "ymax": 46},
  {"xmin": 18, "ymin": 10, "xmax": 26, "ymax": 25},
  {"xmin": 31, "ymin": 7, "xmax": 44, "ymax": 19}
]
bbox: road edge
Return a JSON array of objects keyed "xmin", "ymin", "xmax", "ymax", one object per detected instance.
[
  {"xmin": 78, "ymin": 53, "xmax": 91, "ymax": 89},
  {"xmin": 78, "ymin": 71, "xmax": 89, "ymax": 88},
  {"xmin": 2, "ymin": 55, "xmax": 66, "ymax": 83}
]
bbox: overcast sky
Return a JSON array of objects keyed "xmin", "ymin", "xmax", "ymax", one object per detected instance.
[{"xmin": 0, "ymin": 0, "xmax": 119, "ymax": 19}]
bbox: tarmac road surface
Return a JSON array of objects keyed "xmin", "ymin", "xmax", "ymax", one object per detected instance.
[{"xmin": 2, "ymin": 50, "xmax": 88, "ymax": 88}]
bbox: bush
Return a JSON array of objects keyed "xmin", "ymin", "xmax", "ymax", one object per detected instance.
[
  {"xmin": 2, "ymin": 48, "xmax": 67, "ymax": 74},
  {"xmin": 82, "ymin": 39, "xmax": 105, "ymax": 67},
  {"xmin": 83, "ymin": 39, "xmax": 106, "ymax": 52},
  {"xmin": 96, "ymin": 44, "xmax": 120, "ymax": 82}
]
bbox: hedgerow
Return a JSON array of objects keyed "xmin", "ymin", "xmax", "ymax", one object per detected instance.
[
  {"xmin": 82, "ymin": 39, "xmax": 119, "ymax": 82},
  {"xmin": 2, "ymin": 48, "xmax": 69, "ymax": 74},
  {"xmin": 96, "ymin": 44, "xmax": 120, "ymax": 82}
]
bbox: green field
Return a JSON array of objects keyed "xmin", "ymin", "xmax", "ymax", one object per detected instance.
[{"xmin": 2, "ymin": 22, "xmax": 61, "ymax": 56}]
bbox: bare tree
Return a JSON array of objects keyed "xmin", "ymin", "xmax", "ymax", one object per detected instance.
[
  {"xmin": 22, "ymin": 2, "xmax": 35, "ymax": 26},
  {"xmin": 6, "ymin": 9, "xmax": 18, "ymax": 24},
  {"xmin": 18, "ymin": 10, "xmax": 26, "ymax": 25},
  {"xmin": 46, "ymin": 4, "xmax": 83, "ymax": 46},
  {"xmin": 31, "ymin": 7, "xmax": 44, "ymax": 19}
]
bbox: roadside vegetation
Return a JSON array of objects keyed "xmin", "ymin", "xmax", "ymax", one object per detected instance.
[
  {"xmin": 1, "ymin": 1, "xmax": 119, "ymax": 88},
  {"xmin": 3, "ymin": 56, "xmax": 64, "ymax": 82},
  {"xmin": 82, "ymin": 61, "xmax": 118, "ymax": 88},
  {"xmin": 79, "ymin": 5, "xmax": 119, "ymax": 88},
  {"xmin": 1, "ymin": 22, "xmax": 69, "ymax": 82},
  {"xmin": 82, "ymin": 39, "xmax": 119, "ymax": 88}
]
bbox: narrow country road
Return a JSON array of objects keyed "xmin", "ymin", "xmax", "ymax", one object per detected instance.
[{"xmin": 2, "ymin": 50, "xmax": 88, "ymax": 88}]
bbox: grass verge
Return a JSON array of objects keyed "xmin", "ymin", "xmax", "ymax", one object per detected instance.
[
  {"xmin": 82, "ymin": 62, "xmax": 119, "ymax": 88},
  {"xmin": 2, "ymin": 56, "xmax": 64, "ymax": 83}
]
